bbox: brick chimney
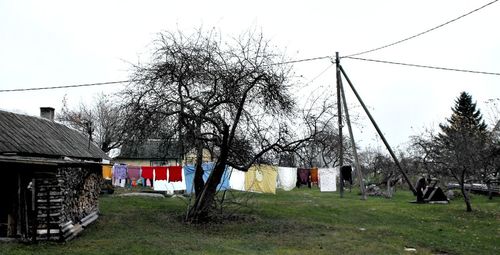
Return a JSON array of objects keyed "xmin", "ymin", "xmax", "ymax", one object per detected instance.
[{"xmin": 40, "ymin": 107, "xmax": 55, "ymax": 121}]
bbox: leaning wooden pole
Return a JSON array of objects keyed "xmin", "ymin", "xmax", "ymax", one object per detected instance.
[
  {"xmin": 335, "ymin": 52, "xmax": 344, "ymax": 198},
  {"xmin": 339, "ymin": 65, "xmax": 417, "ymax": 195},
  {"xmin": 339, "ymin": 76, "xmax": 367, "ymax": 200}
]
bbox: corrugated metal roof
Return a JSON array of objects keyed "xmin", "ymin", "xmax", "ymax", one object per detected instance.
[{"xmin": 0, "ymin": 110, "xmax": 109, "ymax": 161}]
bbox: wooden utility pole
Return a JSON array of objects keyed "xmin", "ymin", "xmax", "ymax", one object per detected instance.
[
  {"xmin": 336, "ymin": 52, "xmax": 344, "ymax": 197},
  {"xmin": 339, "ymin": 78, "xmax": 367, "ymax": 200},
  {"xmin": 339, "ymin": 65, "xmax": 417, "ymax": 195}
]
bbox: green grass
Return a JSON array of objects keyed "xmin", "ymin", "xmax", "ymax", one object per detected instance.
[{"xmin": 1, "ymin": 188, "xmax": 499, "ymax": 255}]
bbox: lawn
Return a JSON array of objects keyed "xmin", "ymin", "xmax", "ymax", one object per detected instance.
[{"xmin": 1, "ymin": 188, "xmax": 498, "ymax": 255}]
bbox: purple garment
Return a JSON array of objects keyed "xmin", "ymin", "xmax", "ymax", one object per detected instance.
[
  {"xmin": 298, "ymin": 168, "xmax": 311, "ymax": 184},
  {"xmin": 127, "ymin": 166, "xmax": 141, "ymax": 181},
  {"xmin": 113, "ymin": 164, "xmax": 128, "ymax": 179}
]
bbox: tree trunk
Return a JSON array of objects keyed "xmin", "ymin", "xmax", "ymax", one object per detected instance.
[
  {"xmin": 193, "ymin": 153, "xmax": 204, "ymax": 200},
  {"xmin": 193, "ymin": 127, "xmax": 205, "ymax": 200},
  {"xmin": 187, "ymin": 125, "xmax": 229, "ymax": 223},
  {"xmin": 386, "ymin": 178, "xmax": 393, "ymax": 198},
  {"xmin": 457, "ymin": 166, "xmax": 473, "ymax": 212},
  {"xmin": 486, "ymin": 182, "xmax": 493, "ymax": 200},
  {"xmin": 188, "ymin": 161, "xmax": 227, "ymax": 222},
  {"xmin": 460, "ymin": 183, "xmax": 473, "ymax": 212}
]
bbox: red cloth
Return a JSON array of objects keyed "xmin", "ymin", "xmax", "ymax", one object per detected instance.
[
  {"xmin": 141, "ymin": 166, "xmax": 154, "ymax": 179},
  {"xmin": 168, "ymin": 166, "xmax": 183, "ymax": 182},
  {"xmin": 154, "ymin": 166, "xmax": 168, "ymax": 181}
]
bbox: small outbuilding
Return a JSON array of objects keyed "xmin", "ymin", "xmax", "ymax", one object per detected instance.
[{"xmin": 0, "ymin": 108, "xmax": 109, "ymax": 242}]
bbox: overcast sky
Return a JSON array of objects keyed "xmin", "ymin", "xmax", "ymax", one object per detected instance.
[{"xmin": 1, "ymin": 0, "xmax": 499, "ymax": 150}]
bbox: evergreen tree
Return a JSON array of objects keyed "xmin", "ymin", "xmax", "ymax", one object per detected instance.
[
  {"xmin": 436, "ymin": 91, "xmax": 488, "ymax": 211},
  {"xmin": 439, "ymin": 92, "xmax": 487, "ymax": 138}
]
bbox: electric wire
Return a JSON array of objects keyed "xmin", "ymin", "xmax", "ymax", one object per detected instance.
[
  {"xmin": 344, "ymin": 56, "xmax": 500, "ymax": 76},
  {"xmin": 0, "ymin": 56, "xmax": 333, "ymax": 93},
  {"xmin": 297, "ymin": 63, "xmax": 334, "ymax": 100},
  {"xmin": 297, "ymin": 62, "xmax": 337, "ymax": 115},
  {"xmin": 0, "ymin": 80, "xmax": 133, "ymax": 93},
  {"xmin": 1, "ymin": 2, "xmax": 498, "ymax": 93},
  {"xmin": 268, "ymin": 55, "xmax": 333, "ymax": 66},
  {"xmin": 303, "ymin": 62, "xmax": 335, "ymax": 87},
  {"xmin": 344, "ymin": 0, "xmax": 499, "ymax": 58}
]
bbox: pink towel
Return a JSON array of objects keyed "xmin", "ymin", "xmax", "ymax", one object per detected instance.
[{"xmin": 128, "ymin": 166, "xmax": 141, "ymax": 181}]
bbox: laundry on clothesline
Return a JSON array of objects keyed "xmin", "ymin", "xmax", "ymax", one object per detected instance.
[
  {"xmin": 107, "ymin": 162, "xmax": 341, "ymax": 195},
  {"xmin": 277, "ymin": 167, "xmax": 296, "ymax": 191},
  {"xmin": 319, "ymin": 167, "xmax": 339, "ymax": 192},
  {"xmin": 245, "ymin": 165, "xmax": 278, "ymax": 194},
  {"xmin": 184, "ymin": 162, "xmax": 230, "ymax": 194}
]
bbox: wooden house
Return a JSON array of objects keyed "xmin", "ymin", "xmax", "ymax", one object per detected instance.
[
  {"xmin": 114, "ymin": 139, "xmax": 214, "ymax": 166},
  {"xmin": 114, "ymin": 139, "xmax": 181, "ymax": 166},
  {"xmin": 0, "ymin": 108, "xmax": 109, "ymax": 242}
]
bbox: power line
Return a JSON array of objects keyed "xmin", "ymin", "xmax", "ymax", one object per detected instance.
[
  {"xmin": 344, "ymin": 56, "xmax": 500, "ymax": 76},
  {"xmin": 0, "ymin": 56, "xmax": 333, "ymax": 93},
  {"xmin": 269, "ymin": 55, "xmax": 333, "ymax": 66},
  {"xmin": 344, "ymin": 0, "xmax": 499, "ymax": 58},
  {"xmin": 0, "ymin": 80, "xmax": 132, "ymax": 93},
  {"xmin": 304, "ymin": 62, "xmax": 335, "ymax": 86},
  {"xmin": 294, "ymin": 62, "xmax": 336, "ymax": 102}
]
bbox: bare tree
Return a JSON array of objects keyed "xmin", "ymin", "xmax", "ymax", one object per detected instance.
[
  {"xmin": 295, "ymin": 119, "xmax": 352, "ymax": 168},
  {"xmin": 122, "ymin": 28, "xmax": 325, "ymax": 222},
  {"xmin": 58, "ymin": 93, "xmax": 125, "ymax": 153},
  {"xmin": 359, "ymin": 145, "xmax": 423, "ymax": 195},
  {"xmin": 484, "ymin": 98, "xmax": 500, "ymax": 130},
  {"xmin": 484, "ymin": 98, "xmax": 500, "ymax": 195}
]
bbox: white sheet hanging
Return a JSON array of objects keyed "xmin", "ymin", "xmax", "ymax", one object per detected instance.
[
  {"xmin": 319, "ymin": 167, "xmax": 338, "ymax": 192},
  {"xmin": 153, "ymin": 180, "xmax": 169, "ymax": 191},
  {"xmin": 277, "ymin": 167, "xmax": 297, "ymax": 191},
  {"xmin": 229, "ymin": 167, "xmax": 246, "ymax": 191}
]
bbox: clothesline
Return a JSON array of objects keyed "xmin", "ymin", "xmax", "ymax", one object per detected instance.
[{"xmin": 103, "ymin": 163, "xmax": 345, "ymax": 194}]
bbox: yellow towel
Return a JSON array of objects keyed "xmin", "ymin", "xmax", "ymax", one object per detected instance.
[
  {"xmin": 244, "ymin": 165, "xmax": 278, "ymax": 194},
  {"xmin": 102, "ymin": 165, "xmax": 112, "ymax": 180}
]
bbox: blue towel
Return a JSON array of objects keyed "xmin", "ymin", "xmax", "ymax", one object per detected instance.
[{"xmin": 184, "ymin": 162, "xmax": 230, "ymax": 194}]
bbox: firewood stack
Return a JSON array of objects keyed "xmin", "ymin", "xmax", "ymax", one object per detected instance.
[
  {"xmin": 59, "ymin": 166, "xmax": 101, "ymax": 223},
  {"xmin": 35, "ymin": 176, "xmax": 64, "ymax": 241},
  {"xmin": 34, "ymin": 165, "xmax": 101, "ymax": 242}
]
